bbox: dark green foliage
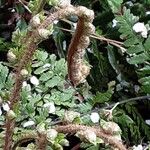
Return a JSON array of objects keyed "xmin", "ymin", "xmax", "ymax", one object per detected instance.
[{"xmin": 0, "ymin": 0, "xmax": 150, "ymax": 149}]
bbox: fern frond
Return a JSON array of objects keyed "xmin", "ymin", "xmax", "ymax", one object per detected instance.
[{"xmin": 115, "ymin": 8, "xmax": 150, "ymax": 93}]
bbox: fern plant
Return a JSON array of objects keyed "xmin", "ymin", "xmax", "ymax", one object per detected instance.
[
  {"xmin": 106, "ymin": 0, "xmax": 150, "ymax": 144},
  {"xmin": 1, "ymin": 0, "xmax": 150, "ymax": 149},
  {"xmin": 115, "ymin": 8, "xmax": 150, "ymax": 94}
]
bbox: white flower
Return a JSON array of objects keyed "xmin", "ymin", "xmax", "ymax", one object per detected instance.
[
  {"xmin": 43, "ymin": 63, "xmax": 51, "ymax": 68},
  {"xmin": 112, "ymin": 19, "xmax": 118, "ymax": 28},
  {"xmin": 23, "ymin": 120, "xmax": 35, "ymax": 127},
  {"xmin": 30, "ymin": 76, "xmax": 39, "ymax": 86},
  {"xmin": 133, "ymin": 145, "xmax": 143, "ymax": 150},
  {"xmin": 145, "ymin": 119, "xmax": 150, "ymax": 126},
  {"xmin": 133, "ymin": 22, "xmax": 148, "ymax": 38},
  {"xmin": 90, "ymin": 112, "xmax": 100, "ymax": 123},
  {"xmin": 2, "ymin": 103, "xmax": 10, "ymax": 112},
  {"xmin": 43, "ymin": 102, "xmax": 56, "ymax": 114}
]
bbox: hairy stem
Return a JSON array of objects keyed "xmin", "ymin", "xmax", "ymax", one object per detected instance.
[
  {"xmin": 12, "ymin": 138, "xmax": 35, "ymax": 150},
  {"xmin": 4, "ymin": 36, "xmax": 37, "ymax": 150},
  {"xmin": 55, "ymin": 124, "xmax": 127, "ymax": 150},
  {"xmin": 4, "ymin": 5, "xmax": 95, "ymax": 149},
  {"xmin": 36, "ymin": 133, "xmax": 47, "ymax": 150},
  {"xmin": 4, "ymin": 119, "xmax": 15, "ymax": 150}
]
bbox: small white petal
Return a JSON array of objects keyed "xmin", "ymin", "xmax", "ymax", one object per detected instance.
[
  {"xmin": 90, "ymin": 112, "xmax": 100, "ymax": 123},
  {"xmin": 146, "ymin": 11, "xmax": 150, "ymax": 15},
  {"xmin": 22, "ymin": 81, "xmax": 28, "ymax": 87},
  {"xmin": 0, "ymin": 108, "xmax": 2, "ymax": 115},
  {"xmin": 133, "ymin": 145, "xmax": 143, "ymax": 150},
  {"xmin": 133, "ymin": 22, "xmax": 148, "ymax": 38},
  {"xmin": 2, "ymin": 103, "xmax": 10, "ymax": 112},
  {"xmin": 141, "ymin": 30, "xmax": 148, "ymax": 38},
  {"xmin": 30, "ymin": 76, "xmax": 39, "ymax": 86},
  {"xmin": 63, "ymin": 41, "xmax": 66, "ymax": 50},
  {"xmin": 126, "ymin": 1, "xmax": 133, "ymax": 7},
  {"xmin": 23, "ymin": 120, "xmax": 35, "ymax": 127},
  {"xmin": 112, "ymin": 19, "xmax": 118, "ymax": 28},
  {"xmin": 87, "ymin": 48, "xmax": 93, "ymax": 53},
  {"xmin": 11, "ymin": 9, "xmax": 16, "ymax": 12},
  {"xmin": 120, "ymin": 47, "xmax": 127, "ymax": 53},
  {"xmin": 43, "ymin": 63, "xmax": 51, "ymax": 68},
  {"xmin": 134, "ymin": 85, "xmax": 140, "ymax": 93},
  {"xmin": 27, "ymin": 95, "xmax": 32, "ymax": 99},
  {"xmin": 43, "ymin": 102, "xmax": 56, "ymax": 114},
  {"xmin": 73, "ymin": 23, "xmax": 77, "ymax": 29},
  {"xmin": 145, "ymin": 119, "xmax": 150, "ymax": 126},
  {"xmin": 54, "ymin": 20, "xmax": 59, "ymax": 24},
  {"xmin": 133, "ymin": 22, "xmax": 145, "ymax": 32}
]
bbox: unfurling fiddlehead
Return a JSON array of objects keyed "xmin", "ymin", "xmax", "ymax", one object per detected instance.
[{"xmin": 67, "ymin": 6, "xmax": 95, "ymax": 86}]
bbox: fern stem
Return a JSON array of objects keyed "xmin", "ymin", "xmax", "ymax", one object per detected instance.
[
  {"xmin": 101, "ymin": 95, "xmax": 150, "ymax": 110},
  {"xmin": 3, "ymin": 8, "xmax": 61, "ymax": 149},
  {"xmin": 36, "ymin": 133, "xmax": 47, "ymax": 150},
  {"xmin": 12, "ymin": 138, "xmax": 35, "ymax": 150},
  {"xmin": 4, "ymin": 119, "xmax": 15, "ymax": 150},
  {"xmin": 55, "ymin": 124, "xmax": 127, "ymax": 150},
  {"xmin": 57, "ymin": 27, "xmax": 125, "ymax": 50}
]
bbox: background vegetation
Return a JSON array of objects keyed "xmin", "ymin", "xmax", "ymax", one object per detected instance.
[{"xmin": 0, "ymin": 0, "xmax": 150, "ymax": 149}]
